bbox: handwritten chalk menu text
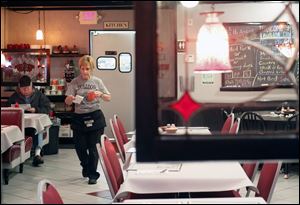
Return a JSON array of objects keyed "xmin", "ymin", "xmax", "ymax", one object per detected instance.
[{"xmin": 222, "ymin": 23, "xmax": 299, "ymax": 90}]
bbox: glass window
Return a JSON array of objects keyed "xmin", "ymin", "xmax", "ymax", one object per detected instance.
[
  {"xmin": 119, "ymin": 53, "xmax": 132, "ymax": 73},
  {"xmin": 135, "ymin": 1, "xmax": 299, "ymax": 162},
  {"xmin": 96, "ymin": 56, "xmax": 116, "ymax": 70}
]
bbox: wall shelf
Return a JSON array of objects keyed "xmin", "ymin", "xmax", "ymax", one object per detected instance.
[{"xmin": 50, "ymin": 53, "xmax": 86, "ymax": 57}]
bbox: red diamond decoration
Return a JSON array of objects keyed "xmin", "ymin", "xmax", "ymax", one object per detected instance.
[{"xmin": 169, "ymin": 91, "xmax": 202, "ymax": 122}]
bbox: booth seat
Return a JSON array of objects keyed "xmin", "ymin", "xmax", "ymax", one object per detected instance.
[{"xmin": 1, "ymin": 108, "xmax": 33, "ymax": 184}]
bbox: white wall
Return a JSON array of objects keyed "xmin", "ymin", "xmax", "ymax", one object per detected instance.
[
  {"xmin": 176, "ymin": 2, "xmax": 299, "ymax": 103},
  {"xmin": 4, "ymin": 9, "xmax": 134, "ymax": 79},
  {"xmin": 1, "ymin": 8, "xmax": 5, "ymax": 48}
]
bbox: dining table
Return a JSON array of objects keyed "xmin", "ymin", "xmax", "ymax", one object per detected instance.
[
  {"xmin": 115, "ymin": 197, "xmax": 267, "ymax": 204},
  {"xmin": 24, "ymin": 113, "xmax": 52, "ymax": 134},
  {"xmin": 1, "ymin": 125, "xmax": 24, "ymax": 154},
  {"xmin": 115, "ymin": 161, "xmax": 256, "ymax": 201},
  {"xmin": 254, "ymin": 111, "xmax": 298, "ymax": 131},
  {"xmin": 159, "ymin": 126, "xmax": 211, "ymax": 135}
]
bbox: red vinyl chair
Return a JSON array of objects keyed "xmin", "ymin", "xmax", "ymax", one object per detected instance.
[
  {"xmin": 109, "ymin": 119, "xmax": 126, "ymax": 163},
  {"xmin": 242, "ymin": 163, "xmax": 259, "ymax": 181},
  {"xmin": 101, "ymin": 135, "xmax": 124, "ymax": 188},
  {"xmin": 221, "ymin": 113, "xmax": 235, "ymax": 134},
  {"xmin": 229, "ymin": 118, "xmax": 240, "ymax": 134},
  {"xmin": 242, "ymin": 163, "xmax": 259, "ymax": 182},
  {"xmin": 114, "ymin": 114, "xmax": 129, "ymax": 144},
  {"xmin": 191, "ymin": 162, "xmax": 281, "ymax": 203},
  {"xmin": 37, "ymin": 179, "xmax": 64, "ymax": 204},
  {"xmin": 97, "ymin": 140, "xmax": 120, "ymax": 199},
  {"xmin": 99, "ymin": 135, "xmax": 177, "ymax": 202},
  {"xmin": 255, "ymin": 162, "xmax": 282, "ymax": 203},
  {"xmin": 242, "ymin": 162, "xmax": 259, "ymax": 196}
]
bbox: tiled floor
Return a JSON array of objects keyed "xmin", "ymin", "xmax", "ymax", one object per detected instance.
[{"xmin": 1, "ymin": 149, "xmax": 299, "ymax": 204}]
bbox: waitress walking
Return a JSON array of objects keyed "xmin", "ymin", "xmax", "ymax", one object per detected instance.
[{"xmin": 65, "ymin": 55, "xmax": 111, "ymax": 184}]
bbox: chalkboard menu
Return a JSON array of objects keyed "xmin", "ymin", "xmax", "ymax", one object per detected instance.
[{"xmin": 221, "ymin": 23, "xmax": 299, "ymax": 90}]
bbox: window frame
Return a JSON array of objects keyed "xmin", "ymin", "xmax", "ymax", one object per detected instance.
[
  {"xmin": 96, "ymin": 56, "xmax": 117, "ymax": 71},
  {"xmin": 118, "ymin": 52, "xmax": 132, "ymax": 73},
  {"xmin": 134, "ymin": 2, "xmax": 299, "ymax": 162}
]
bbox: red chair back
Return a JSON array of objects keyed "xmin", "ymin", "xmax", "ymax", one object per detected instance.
[
  {"xmin": 1, "ymin": 108, "xmax": 23, "ymax": 132},
  {"xmin": 100, "ymin": 147, "xmax": 119, "ymax": 197},
  {"xmin": 37, "ymin": 179, "xmax": 64, "ymax": 204},
  {"xmin": 103, "ymin": 136, "xmax": 124, "ymax": 187},
  {"xmin": 43, "ymin": 184, "xmax": 64, "ymax": 204},
  {"xmin": 221, "ymin": 113, "xmax": 234, "ymax": 134},
  {"xmin": 255, "ymin": 162, "xmax": 281, "ymax": 203},
  {"xmin": 110, "ymin": 119, "xmax": 126, "ymax": 162},
  {"xmin": 242, "ymin": 163, "xmax": 258, "ymax": 182},
  {"xmin": 229, "ymin": 118, "xmax": 240, "ymax": 134},
  {"xmin": 114, "ymin": 114, "xmax": 129, "ymax": 144}
]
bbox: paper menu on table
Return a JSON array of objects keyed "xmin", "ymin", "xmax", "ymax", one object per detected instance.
[{"xmin": 127, "ymin": 163, "xmax": 182, "ymax": 172}]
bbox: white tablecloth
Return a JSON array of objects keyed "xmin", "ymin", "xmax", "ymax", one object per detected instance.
[
  {"xmin": 1, "ymin": 125, "xmax": 24, "ymax": 154},
  {"xmin": 116, "ymin": 162, "xmax": 256, "ymax": 200},
  {"xmin": 159, "ymin": 127, "xmax": 211, "ymax": 135},
  {"xmin": 124, "ymin": 135, "xmax": 136, "ymax": 151},
  {"xmin": 117, "ymin": 197, "xmax": 266, "ymax": 204},
  {"xmin": 24, "ymin": 113, "xmax": 52, "ymax": 134}
]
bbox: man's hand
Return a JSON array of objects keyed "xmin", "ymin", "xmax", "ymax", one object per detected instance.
[{"xmin": 26, "ymin": 107, "xmax": 36, "ymax": 113}]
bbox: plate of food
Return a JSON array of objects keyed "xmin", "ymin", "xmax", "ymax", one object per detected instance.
[
  {"xmin": 165, "ymin": 124, "xmax": 178, "ymax": 133},
  {"xmin": 159, "ymin": 124, "xmax": 178, "ymax": 133},
  {"xmin": 275, "ymin": 108, "xmax": 296, "ymax": 115},
  {"xmin": 165, "ymin": 127, "xmax": 178, "ymax": 133}
]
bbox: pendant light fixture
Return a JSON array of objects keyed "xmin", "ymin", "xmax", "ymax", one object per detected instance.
[
  {"xmin": 180, "ymin": 1, "xmax": 199, "ymax": 8},
  {"xmin": 194, "ymin": 4, "xmax": 231, "ymax": 73},
  {"xmin": 36, "ymin": 10, "xmax": 44, "ymax": 40}
]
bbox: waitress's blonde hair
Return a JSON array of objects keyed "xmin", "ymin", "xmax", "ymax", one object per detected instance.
[{"xmin": 79, "ymin": 55, "xmax": 95, "ymax": 72}]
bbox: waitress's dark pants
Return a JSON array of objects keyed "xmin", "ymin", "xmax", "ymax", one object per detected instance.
[{"xmin": 73, "ymin": 128, "xmax": 104, "ymax": 180}]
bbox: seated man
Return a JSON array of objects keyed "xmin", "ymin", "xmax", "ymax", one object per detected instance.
[{"xmin": 7, "ymin": 75, "xmax": 51, "ymax": 166}]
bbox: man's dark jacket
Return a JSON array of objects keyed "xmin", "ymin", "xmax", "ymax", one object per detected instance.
[{"xmin": 7, "ymin": 88, "xmax": 51, "ymax": 114}]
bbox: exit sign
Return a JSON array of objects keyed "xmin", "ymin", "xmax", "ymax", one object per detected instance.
[{"xmin": 79, "ymin": 11, "xmax": 98, "ymax": 24}]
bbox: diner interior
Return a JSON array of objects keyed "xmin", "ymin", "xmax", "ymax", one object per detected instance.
[{"xmin": 1, "ymin": 1, "xmax": 299, "ymax": 204}]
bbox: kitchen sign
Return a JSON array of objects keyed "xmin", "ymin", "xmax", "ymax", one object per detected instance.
[{"xmin": 104, "ymin": 22, "xmax": 129, "ymax": 29}]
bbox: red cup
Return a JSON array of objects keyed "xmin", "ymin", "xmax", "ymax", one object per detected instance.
[{"xmin": 87, "ymin": 91, "xmax": 96, "ymax": 102}]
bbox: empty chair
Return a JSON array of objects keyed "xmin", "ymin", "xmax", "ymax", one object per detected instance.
[
  {"xmin": 242, "ymin": 163, "xmax": 259, "ymax": 182},
  {"xmin": 101, "ymin": 134, "xmax": 124, "ymax": 189},
  {"xmin": 97, "ymin": 141, "xmax": 120, "ymax": 199},
  {"xmin": 286, "ymin": 113, "xmax": 299, "ymax": 131},
  {"xmin": 99, "ymin": 134, "xmax": 177, "ymax": 202},
  {"xmin": 190, "ymin": 162, "xmax": 281, "ymax": 203},
  {"xmin": 239, "ymin": 112, "xmax": 265, "ymax": 133},
  {"xmin": 37, "ymin": 179, "xmax": 64, "ymax": 204},
  {"xmin": 99, "ymin": 134, "xmax": 124, "ymax": 199},
  {"xmin": 255, "ymin": 162, "xmax": 282, "ymax": 203},
  {"xmin": 110, "ymin": 119, "xmax": 126, "ymax": 163},
  {"xmin": 283, "ymin": 113, "xmax": 299, "ymax": 179},
  {"xmin": 114, "ymin": 114, "xmax": 129, "ymax": 144},
  {"xmin": 229, "ymin": 118, "xmax": 240, "ymax": 134},
  {"xmin": 242, "ymin": 162, "xmax": 259, "ymax": 196},
  {"xmin": 221, "ymin": 113, "xmax": 235, "ymax": 134}
]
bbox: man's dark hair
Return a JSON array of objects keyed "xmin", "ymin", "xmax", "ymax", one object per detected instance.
[{"xmin": 19, "ymin": 75, "xmax": 32, "ymax": 87}]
